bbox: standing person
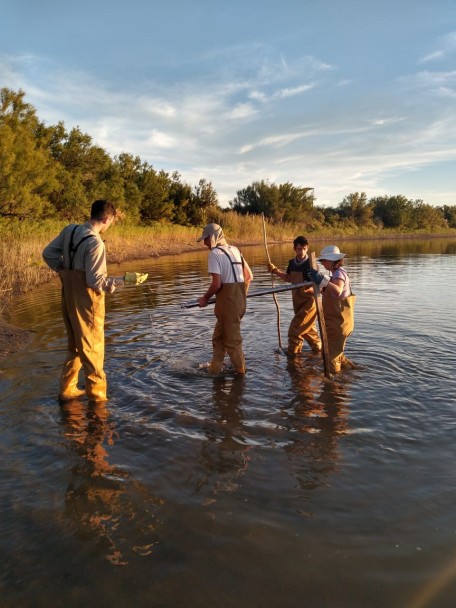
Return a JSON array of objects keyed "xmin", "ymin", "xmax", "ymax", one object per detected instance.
[
  {"xmin": 268, "ymin": 236, "xmax": 321, "ymax": 357},
  {"xmin": 307, "ymin": 245, "xmax": 356, "ymax": 374},
  {"xmin": 197, "ymin": 223, "xmax": 253, "ymax": 374},
  {"xmin": 42, "ymin": 199, "xmax": 147, "ymax": 403}
]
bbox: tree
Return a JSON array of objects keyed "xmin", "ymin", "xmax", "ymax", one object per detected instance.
[
  {"xmin": 0, "ymin": 88, "xmax": 58, "ymax": 218},
  {"xmin": 409, "ymin": 200, "xmax": 446, "ymax": 231},
  {"xmin": 370, "ymin": 195, "xmax": 413, "ymax": 228},
  {"xmin": 138, "ymin": 165, "xmax": 174, "ymax": 223},
  {"xmin": 438, "ymin": 205, "xmax": 456, "ymax": 228},
  {"xmin": 338, "ymin": 192, "xmax": 374, "ymax": 227},
  {"xmin": 230, "ymin": 180, "xmax": 314, "ymax": 223}
]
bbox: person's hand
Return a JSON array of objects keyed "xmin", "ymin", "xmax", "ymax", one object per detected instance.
[
  {"xmin": 307, "ymin": 268, "xmax": 326, "ymax": 284},
  {"xmin": 267, "ymin": 262, "xmax": 277, "ymax": 273},
  {"xmin": 124, "ymin": 271, "xmax": 148, "ymax": 285},
  {"xmin": 198, "ymin": 296, "xmax": 208, "ymax": 308}
]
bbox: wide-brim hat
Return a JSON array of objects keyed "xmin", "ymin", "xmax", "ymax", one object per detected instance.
[
  {"xmin": 196, "ymin": 223, "xmax": 222, "ymax": 242},
  {"xmin": 317, "ymin": 245, "xmax": 346, "ymax": 261}
]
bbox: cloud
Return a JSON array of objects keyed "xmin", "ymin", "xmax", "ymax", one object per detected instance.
[
  {"xmin": 418, "ymin": 30, "xmax": 456, "ymax": 63},
  {"xmin": 2, "ymin": 47, "xmax": 456, "ymax": 208}
]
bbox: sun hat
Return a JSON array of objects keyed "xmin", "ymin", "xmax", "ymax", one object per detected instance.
[
  {"xmin": 317, "ymin": 245, "xmax": 346, "ymax": 261},
  {"xmin": 197, "ymin": 223, "xmax": 222, "ymax": 242}
]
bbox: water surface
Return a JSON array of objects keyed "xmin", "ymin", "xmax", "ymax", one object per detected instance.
[{"xmin": 1, "ymin": 238, "xmax": 456, "ymax": 608}]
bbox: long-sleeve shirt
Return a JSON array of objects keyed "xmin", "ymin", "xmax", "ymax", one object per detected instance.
[{"xmin": 42, "ymin": 222, "xmax": 116, "ymax": 293}]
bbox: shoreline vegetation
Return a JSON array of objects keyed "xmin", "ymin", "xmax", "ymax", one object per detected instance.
[{"xmin": 1, "ymin": 214, "xmax": 456, "ymax": 360}]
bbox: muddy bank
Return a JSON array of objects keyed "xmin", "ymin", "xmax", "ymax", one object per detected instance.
[{"xmin": 0, "ymin": 319, "xmax": 33, "ymax": 361}]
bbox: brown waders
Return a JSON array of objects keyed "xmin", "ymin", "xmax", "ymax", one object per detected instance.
[
  {"xmin": 209, "ymin": 282, "xmax": 247, "ymax": 374},
  {"xmin": 322, "ymin": 289, "xmax": 356, "ymax": 373},
  {"xmin": 287, "ymin": 271, "xmax": 321, "ymax": 356},
  {"xmin": 59, "ymin": 269, "xmax": 108, "ymax": 402}
]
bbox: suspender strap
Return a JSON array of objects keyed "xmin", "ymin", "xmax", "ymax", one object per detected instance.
[
  {"xmin": 68, "ymin": 225, "xmax": 95, "ymax": 270},
  {"xmin": 216, "ymin": 246, "xmax": 244, "ymax": 283}
]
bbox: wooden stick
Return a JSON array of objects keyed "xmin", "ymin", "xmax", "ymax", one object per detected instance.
[
  {"xmin": 310, "ymin": 252, "xmax": 331, "ymax": 378},
  {"xmin": 262, "ymin": 214, "xmax": 282, "ymax": 349}
]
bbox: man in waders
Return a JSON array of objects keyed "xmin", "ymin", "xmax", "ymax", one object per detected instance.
[
  {"xmin": 197, "ymin": 223, "xmax": 253, "ymax": 374},
  {"xmin": 43, "ymin": 199, "xmax": 147, "ymax": 403},
  {"xmin": 268, "ymin": 236, "xmax": 321, "ymax": 357}
]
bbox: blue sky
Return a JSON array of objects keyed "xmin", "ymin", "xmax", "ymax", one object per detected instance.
[{"xmin": 1, "ymin": 0, "xmax": 456, "ymax": 207}]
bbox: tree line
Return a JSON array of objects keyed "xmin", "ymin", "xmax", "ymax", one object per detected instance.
[{"xmin": 1, "ymin": 87, "xmax": 455, "ymax": 231}]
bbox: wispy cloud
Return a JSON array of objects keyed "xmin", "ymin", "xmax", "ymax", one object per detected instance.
[{"xmin": 418, "ymin": 30, "xmax": 456, "ymax": 63}]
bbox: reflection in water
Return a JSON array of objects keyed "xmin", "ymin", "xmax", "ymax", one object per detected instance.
[
  {"xmin": 283, "ymin": 357, "xmax": 350, "ymax": 492},
  {"xmin": 197, "ymin": 377, "xmax": 250, "ymax": 502},
  {"xmin": 61, "ymin": 401, "xmax": 161, "ymax": 565}
]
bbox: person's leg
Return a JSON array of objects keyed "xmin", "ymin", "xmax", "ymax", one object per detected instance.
[
  {"xmin": 59, "ymin": 285, "xmax": 84, "ymax": 400},
  {"xmin": 209, "ymin": 319, "xmax": 226, "ymax": 373}
]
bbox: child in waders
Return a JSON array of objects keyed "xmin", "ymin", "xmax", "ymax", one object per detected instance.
[
  {"xmin": 268, "ymin": 236, "xmax": 322, "ymax": 357},
  {"xmin": 307, "ymin": 245, "xmax": 356, "ymax": 374}
]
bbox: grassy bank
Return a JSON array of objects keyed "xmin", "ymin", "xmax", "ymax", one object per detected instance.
[{"xmin": 2, "ymin": 212, "xmax": 456, "ymax": 315}]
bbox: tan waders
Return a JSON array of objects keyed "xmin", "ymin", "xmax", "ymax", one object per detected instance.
[
  {"xmin": 59, "ymin": 269, "xmax": 108, "ymax": 402},
  {"xmin": 322, "ymin": 289, "xmax": 356, "ymax": 373},
  {"xmin": 287, "ymin": 271, "xmax": 321, "ymax": 356},
  {"xmin": 209, "ymin": 282, "xmax": 247, "ymax": 374}
]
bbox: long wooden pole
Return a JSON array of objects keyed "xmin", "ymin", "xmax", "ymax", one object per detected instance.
[
  {"xmin": 310, "ymin": 252, "xmax": 331, "ymax": 378},
  {"xmin": 262, "ymin": 213, "xmax": 282, "ymax": 349}
]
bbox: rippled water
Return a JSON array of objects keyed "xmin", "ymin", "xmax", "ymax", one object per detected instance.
[{"xmin": 1, "ymin": 238, "xmax": 456, "ymax": 608}]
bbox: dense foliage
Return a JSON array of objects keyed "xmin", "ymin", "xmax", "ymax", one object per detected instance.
[{"xmin": 1, "ymin": 87, "xmax": 455, "ymax": 231}]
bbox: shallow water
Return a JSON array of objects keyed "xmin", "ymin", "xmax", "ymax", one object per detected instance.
[{"xmin": 1, "ymin": 237, "xmax": 456, "ymax": 608}]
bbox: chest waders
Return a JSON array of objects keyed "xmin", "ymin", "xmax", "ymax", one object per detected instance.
[
  {"xmin": 322, "ymin": 287, "xmax": 356, "ymax": 373},
  {"xmin": 208, "ymin": 247, "xmax": 247, "ymax": 374},
  {"xmin": 59, "ymin": 226, "xmax": 108, "ymax": 402},
  {"xmin": 287, "ymin": 270, "xmax": 321, "ymax": 355}
]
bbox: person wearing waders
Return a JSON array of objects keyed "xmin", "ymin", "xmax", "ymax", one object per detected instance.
[
  {"xmin": 42, "ymin": 199, "xmax": 148, "ymax": 403},
  {"xmin": 307, "ymin": 245, "xmax": 356, "ymax": 374},
  {"xmin": 197, "ymin": 223, "xmax": 253, "ymax": 374},
  {"xmin": 267, "ymin": 236, "xmax": 322, "ymax": 357}
]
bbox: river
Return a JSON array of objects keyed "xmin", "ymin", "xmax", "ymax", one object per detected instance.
[{"xmin": 1, "ymin": 237, "xmax": 456, "ymax": 608}]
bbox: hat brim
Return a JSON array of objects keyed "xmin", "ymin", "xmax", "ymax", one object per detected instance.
[
  {"xmin": 318, "ymin": 253, "xmax": 346, "ymax": 261},
  {"xmin": 197, "ymin": 234, "xmax": 208, "ymax": 242}
]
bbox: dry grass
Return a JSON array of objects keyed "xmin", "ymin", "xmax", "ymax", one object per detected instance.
[{"xmin": 0, "ymin": 216, "xmax": 297, "ymax": 313}]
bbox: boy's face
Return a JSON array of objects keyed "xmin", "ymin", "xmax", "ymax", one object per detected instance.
[{"xmin": 294, "ymin": 244, "xmax": 308, "ymax": 260}]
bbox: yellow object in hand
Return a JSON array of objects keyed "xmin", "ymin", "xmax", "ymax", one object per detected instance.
[
  {"xmin": 124, "ymin": 271, "xmax": 148, "ymax": 285},
  {"xmin": 267, "ymin": 262, "xmax": 277, "ymax": 273}
]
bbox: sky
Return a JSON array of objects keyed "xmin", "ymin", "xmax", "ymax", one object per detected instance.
[{"xmin": 1, "ymin": 0, "xmax": 456, "ymax": 208}]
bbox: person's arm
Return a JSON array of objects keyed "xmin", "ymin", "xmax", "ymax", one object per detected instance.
[
  {"xmin": 243, "ymin": 259, "xmax": 253, "ymax": 284},
  {"xmin": 42, "ymin": 232, "xmax": 65, "ymax": 272},
  {"xmin": 85, "ymin": 239, "xmax": 117, "ymax": 293},
  {"xmin": 326, "ymin": 276, "xmax": 345, "ymax": 297},
  {"xmin": 267, "ymin": 262, "xmax": 290, "ymax": 282},
  {"xmin": 198, "ymin": 273, "xmax": 222, "ymax": 307}
]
